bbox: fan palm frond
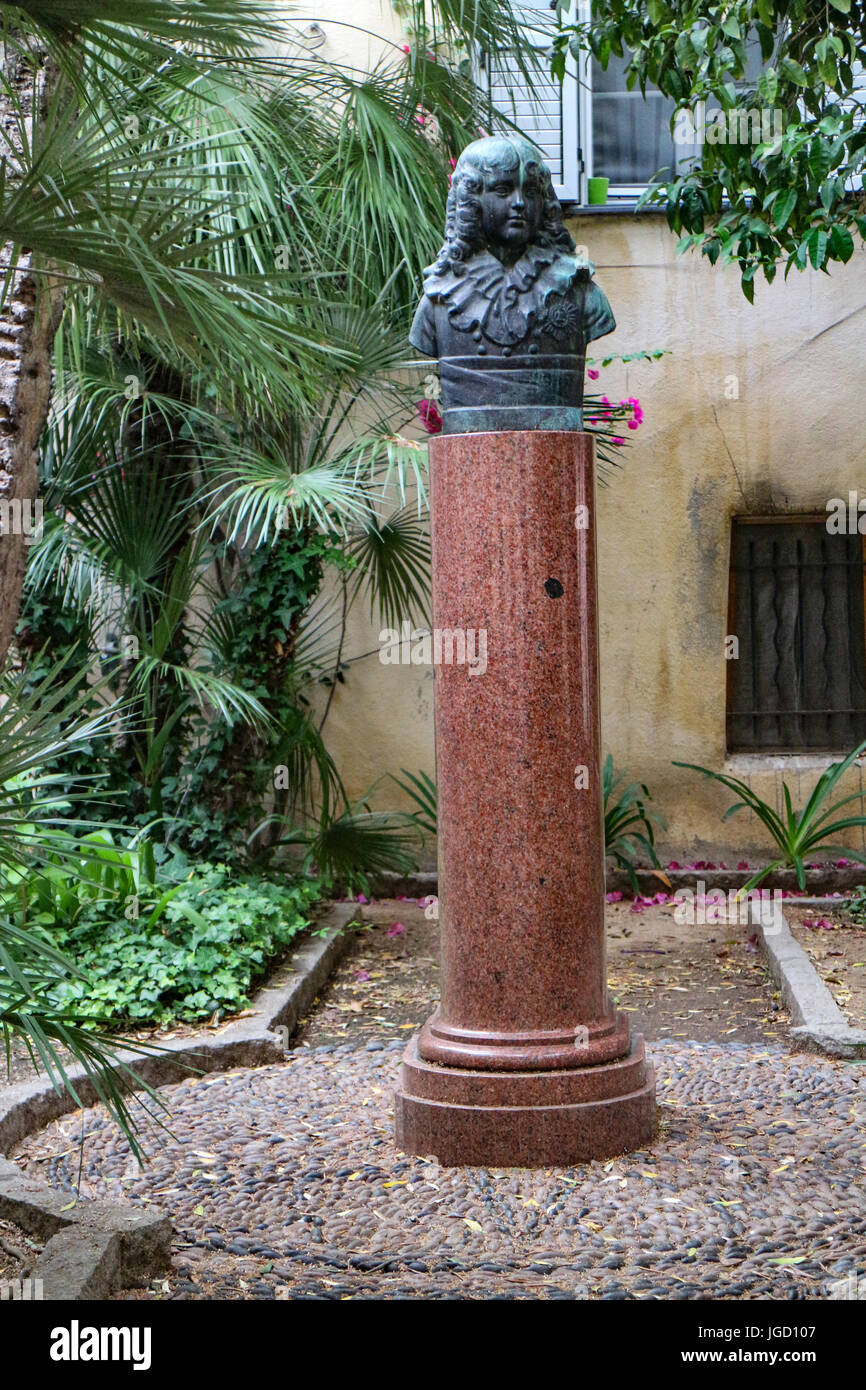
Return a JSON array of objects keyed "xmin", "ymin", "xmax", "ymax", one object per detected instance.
[{"xmin": 346, "ymin": 504, "xmax": 431, "ymax": 630}]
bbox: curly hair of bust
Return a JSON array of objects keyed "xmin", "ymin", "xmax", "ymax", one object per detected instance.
[{"xmin": 430, "ymin": 146, "xmax": 575, "ymax": 277}]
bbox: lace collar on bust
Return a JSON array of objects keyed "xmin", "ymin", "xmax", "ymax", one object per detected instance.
[{"xmin": 421, "ymin": 246, "xmax": 593, "ymax": 347}]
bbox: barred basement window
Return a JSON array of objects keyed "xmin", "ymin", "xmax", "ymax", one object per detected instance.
[{"xmin": 727, "ymin": 518, "xmax": 866, "ymax": 753}]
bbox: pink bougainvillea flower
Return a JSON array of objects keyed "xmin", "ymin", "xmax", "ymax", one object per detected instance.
[
  {"xmin": 627, "ymin": 419, "xmax": 639, "ymax": 430},
  {"xmin": 587, "ymin": 367, "xmax": 599, "ymax": 380},
  {"xmin": 387, "ymin": 922, "xmax": 407, "ymax": 938},
  {"xmin": 611, "ymin": 436, "xmax": 625, "ymax": 446},
  {"xmin": 737, "ymin": 861, "xmax": 750, "ymax": 870},
  {"xmin": 605, "ymin": 890, "xmax": 623, "ymax": 902},
  {"xmin": 835, "ymin": 859, "xmax": 850, "ymax": 868},
  {"xmin": 667, "ymin": 861, "xmax": 681, "ymax": 871},
  {"xmin": 356, "ymin": 893, "xmax": 369, "ymax": 904},
  {"xmin": 402, "ymin": 43, "xmax": 410, "ymax": 53},
  {"xmin": 817, "ymin": 917, "xmax": 835, "ymax": 930},
  {"xmin": 417, "ymin": 399, "xmax": 442, "ymax": 434},
  {"xmin": 653, "ymin": 891, "xmax": 670, "ymax": 904},
  {"xmin": 353, "ymin": 970, "xmax": 370, "ymax": 982}
]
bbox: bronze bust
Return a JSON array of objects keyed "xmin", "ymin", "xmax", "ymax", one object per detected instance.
[{"xmin": 410, "ymin": 134, "xmax": 616, "ymax": 433}]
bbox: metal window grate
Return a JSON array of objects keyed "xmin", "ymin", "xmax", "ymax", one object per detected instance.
[{"xmin": 727, "ymin": 519, "xmax": 866, "ymax": 752}]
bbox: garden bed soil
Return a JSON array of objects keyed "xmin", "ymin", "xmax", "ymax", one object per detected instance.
[
  {"xmin": 605, "ymin": 901, "xmax": 789, "ymax": 1044},
  {"xmin": 785, "ymin": 905, "xmax": 866, "ymax": 1030},
  {"xmin": 292, "ymin": 898, "xmax": 789, "ymax": 1049},
  {"xmin": 0, "ymin": 1216, "xmax": 41, "ymax": 1281},
  {"xmin": 294, "ymin": 900, "xmax": 440, "ymax": 1048}
]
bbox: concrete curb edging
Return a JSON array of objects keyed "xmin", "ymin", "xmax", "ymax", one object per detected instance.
[
  {"xmin": 0, "ymin": 901, "xmax": 358, "ymax": 1298},
  {"xmin": 750, "ymin": 903, "xmax": 866, "ymax": 1059},
  {"xmin": 0, "ymin": 1156, "xmax": 172, "ymax": 1299}
]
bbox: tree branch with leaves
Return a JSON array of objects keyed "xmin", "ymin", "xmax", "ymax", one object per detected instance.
[{"xmin": 555, "ymin": 0, "xmax": 866, "ymax": 299}]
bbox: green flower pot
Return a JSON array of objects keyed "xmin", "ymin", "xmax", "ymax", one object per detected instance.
[{"xmin": 587, "ymin": 177, "xmax": 609, "ymax": 206}]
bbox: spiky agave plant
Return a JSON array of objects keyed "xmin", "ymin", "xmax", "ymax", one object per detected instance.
[
  {"xmin": 603, "ymin": 755, "xmax": 666, "ymax": 893},
  {"xmin": 675, "ymin": 740, "xmax": 866, "ymax": 890}
]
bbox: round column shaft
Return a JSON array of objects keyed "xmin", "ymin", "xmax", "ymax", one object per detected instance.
[{"xmin": 395, "ymin": 430, "xmax": 655, "ymax": 1166}]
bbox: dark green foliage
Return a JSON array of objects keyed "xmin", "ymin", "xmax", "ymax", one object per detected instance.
[
  {"xmin": 603, "ymin": 755, "xmax": 666, "ymax": 891},
  {"xmin": 556, "ymin": 0, "xmax": 866, "ymax": 298}
]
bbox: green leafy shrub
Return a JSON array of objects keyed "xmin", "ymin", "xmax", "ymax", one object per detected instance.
[
  {"xmin": 41, "ymin": 866, "xmax": 322, "ymax": 1027},
  {"xmin": 0, "ymin": 662, "xmax": 172, "ymax": 1158}
]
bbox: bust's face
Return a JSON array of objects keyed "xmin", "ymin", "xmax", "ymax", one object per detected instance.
[{"xmin": 480, "ymin": 163, "xmax": 543, "ymax": 257}]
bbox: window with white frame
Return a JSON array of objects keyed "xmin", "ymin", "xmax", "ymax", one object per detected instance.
[
  {"xmin": 485, "ymin": 0, "xmax": 579, "ymax": 199},
  {"xmin": 487, "ymin": 1, "xmax": 775, "ymax": 203}
]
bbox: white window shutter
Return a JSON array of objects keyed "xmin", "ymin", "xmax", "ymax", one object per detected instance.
[
  {"xmin": 841, "ymin": 58, "xmax": 866, "ymax": 192},
  {"xmin": 483, "ymin": 1, "xmax": 579, "ymax": 200}
]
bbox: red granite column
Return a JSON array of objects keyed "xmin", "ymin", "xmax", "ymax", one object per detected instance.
[{"xmin": 394, "ymin": 430, "xmax": 656, "ymax": 1166}]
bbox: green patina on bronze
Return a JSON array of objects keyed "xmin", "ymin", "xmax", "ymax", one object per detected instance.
[{"xmin": 410, "ymin": 135, "xmax": 616, "ymax": 433}]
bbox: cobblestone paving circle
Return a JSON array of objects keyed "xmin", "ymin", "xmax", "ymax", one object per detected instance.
[{"xmin": 13, "ymin": 1039, "xmax": 866, "ymax": 1300}]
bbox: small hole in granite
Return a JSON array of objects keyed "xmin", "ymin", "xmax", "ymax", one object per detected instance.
[{"xmin": 545, "ymin": 578, "xmax": 564, "ymax": 598}]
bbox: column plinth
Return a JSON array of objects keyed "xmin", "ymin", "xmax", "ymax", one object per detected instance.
[{"xmin": 394, "ymin": 430, "xmax": 656, "ymax": 1165}]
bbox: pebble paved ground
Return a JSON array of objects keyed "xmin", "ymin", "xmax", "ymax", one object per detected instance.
[{"xmin": 10, "ymin": 903, "xmax": 866, "ymax": 1301}]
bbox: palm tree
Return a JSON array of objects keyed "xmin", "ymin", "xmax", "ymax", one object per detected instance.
[
  {"xmin": 0, "ymin": 0, "xmax": 542, "ymax": 664},
  {"xmin": 1, "ymin": 0, "xmax": 546, "ymax": 1142},
  {"xmin": 11, "ymin": 0, "xmax": 544, "ymax": 868},
  {"xmin": 0, "ymin": 0, "xmax": 334, "ymax": 665}
]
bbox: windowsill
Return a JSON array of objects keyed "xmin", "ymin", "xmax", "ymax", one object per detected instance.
[
  {"xmin": 724, "ymin": 753, "xmax": 866, "ymax": 774},
  {"xmin": 561, "ymin": 201, "xmax": 668, "ymax": 216}
]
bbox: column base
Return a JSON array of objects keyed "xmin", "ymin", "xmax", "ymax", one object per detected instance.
[
  {"xmin": 417, "ymin": 1005, "xmax": 631, "ymax": 1070},
  {"xmin": 394, "ymin": 1034, "xmax": 656, "ymax": 1167}
]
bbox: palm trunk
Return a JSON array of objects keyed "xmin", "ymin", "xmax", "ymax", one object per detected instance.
[{"xmin": 0, "ymin": 51, "xmax": 64, "ymax": 670}]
